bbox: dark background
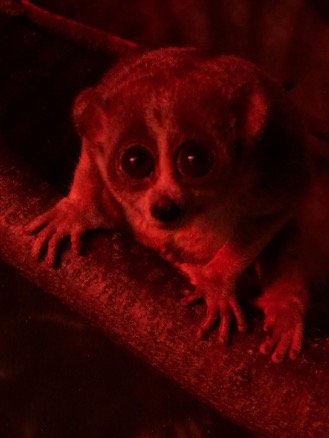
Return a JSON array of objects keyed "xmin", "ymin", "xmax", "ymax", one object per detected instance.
[{"xmin": 34, "ymin": 0, "xmax": 329, "ymax": 130}]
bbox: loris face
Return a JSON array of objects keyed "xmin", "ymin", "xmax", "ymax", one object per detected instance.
[
  {"xmin": 94, "ymin": 71, "xmax": 242, "ymax": 244},
  {"xmin": 72, "ymin": 49, "xmax": 271, "ymax": 252}
]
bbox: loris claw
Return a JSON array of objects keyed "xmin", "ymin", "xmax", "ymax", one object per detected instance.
[{"xmin": 28, "ymin": 47, "xmax": 310, "ymax": 362}]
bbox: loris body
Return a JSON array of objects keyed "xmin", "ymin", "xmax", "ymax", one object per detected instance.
[{"xmin": 27, "ymin": 48, "xmax": 309, "ymax": 363}]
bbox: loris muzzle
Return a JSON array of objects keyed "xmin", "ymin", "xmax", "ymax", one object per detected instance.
[{"xmin": 27, "ymin": 47, "xmax": 309, "ymax": 363}]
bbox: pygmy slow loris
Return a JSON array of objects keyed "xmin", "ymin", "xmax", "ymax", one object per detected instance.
[{"xmin": 27, "ymin": 48, "xmax": 309, "ymax": 363}]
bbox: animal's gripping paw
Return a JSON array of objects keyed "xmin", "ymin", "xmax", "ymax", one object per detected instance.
[
  {"xmin": 182, "ymin": 289, "xmax": 247, "ymax": 345},
  {"xmin": 25, "ymin": 198, "xmax": 97, "ymax": 266},
  {"xmin": 259, "ymin": 303, "xmax": 304, "ymax": 364}
]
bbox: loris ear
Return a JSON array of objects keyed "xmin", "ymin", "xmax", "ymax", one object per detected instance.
[
  {"xmin": 232, "ymin": 84, "xmax": 269, "ymax": 146},
  {"xmin": 73, "ymin": 88, "xmax": 107, "ymax": 146}
]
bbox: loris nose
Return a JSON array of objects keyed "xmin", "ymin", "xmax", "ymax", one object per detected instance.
[{"xmin": 151, "ymin": 197, "xmax": 182, "ymax": 223}]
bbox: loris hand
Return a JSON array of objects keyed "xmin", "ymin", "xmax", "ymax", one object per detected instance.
[
  {"xmin": 25, "ymin": 197, "xmax": 107, "ymax": 266},
  {"xmin": 257, "ymin": 299, "xmax": 304, "ymax": 364},
  {"xmin": 181, "ymin": 267, "xmax": 247, "ymax": 344}
]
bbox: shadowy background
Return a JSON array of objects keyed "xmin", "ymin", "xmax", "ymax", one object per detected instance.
[{"xmin": 35, "ymin": 0, "xmax": 329, "ymax": 130}]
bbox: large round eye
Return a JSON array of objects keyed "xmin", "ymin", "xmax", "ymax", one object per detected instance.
[
  {"xmin": 120, "ymin": 145, "xmax": 155, "ymax": 179},
  {"xmin": 177, "ymin": 141, "xmax": 214, "ymax": 178}
]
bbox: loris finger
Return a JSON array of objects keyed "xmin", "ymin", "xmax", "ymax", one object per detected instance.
[
  {"xmin": 259, "ymin": 331, "xmax": 280, "ymax": 356},
  {"xmin": 197, "ymin": 305, "xmax": 219, "ymax": 339},
  {"xmin": 25, "ymin": 209, "xmax": 55, "ymax": 234},
  {"xmin": 181, "ymin": 290, "xmax": 203, "ymax": 305},
  {"xmin": 289, "ymin": 322, "xmax": 303, "ymax": 360},
  {"xmin": 71, "ymin": 226, "xmax": 85, "ymax": 255},
  {"xmin": 217, "ymin": 302, "xmax": 232, "ymax": 345},
  {"xmin": 271, "ymin": 333, "xmax": 291, "ymax": 364},
  {"xmin": 31, "ymin": 226, "xmax": 55, "ymax": 260},
  {"xmin": 46, "ymin": 231, "xmax": 67, "ymax": 267},
  {"xmin": 229, "ymin": 298, "xmax": 247, "ymax": 333}
]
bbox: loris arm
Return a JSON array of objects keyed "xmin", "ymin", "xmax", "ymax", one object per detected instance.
[{"xmin": 26, "ymin": 143, "xmax": 122, "ymax": 266}]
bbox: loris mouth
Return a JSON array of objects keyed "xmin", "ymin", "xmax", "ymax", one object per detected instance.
[{"xmin": 153, "ymin": 217, "xmax": 187, "ymax": 231}]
